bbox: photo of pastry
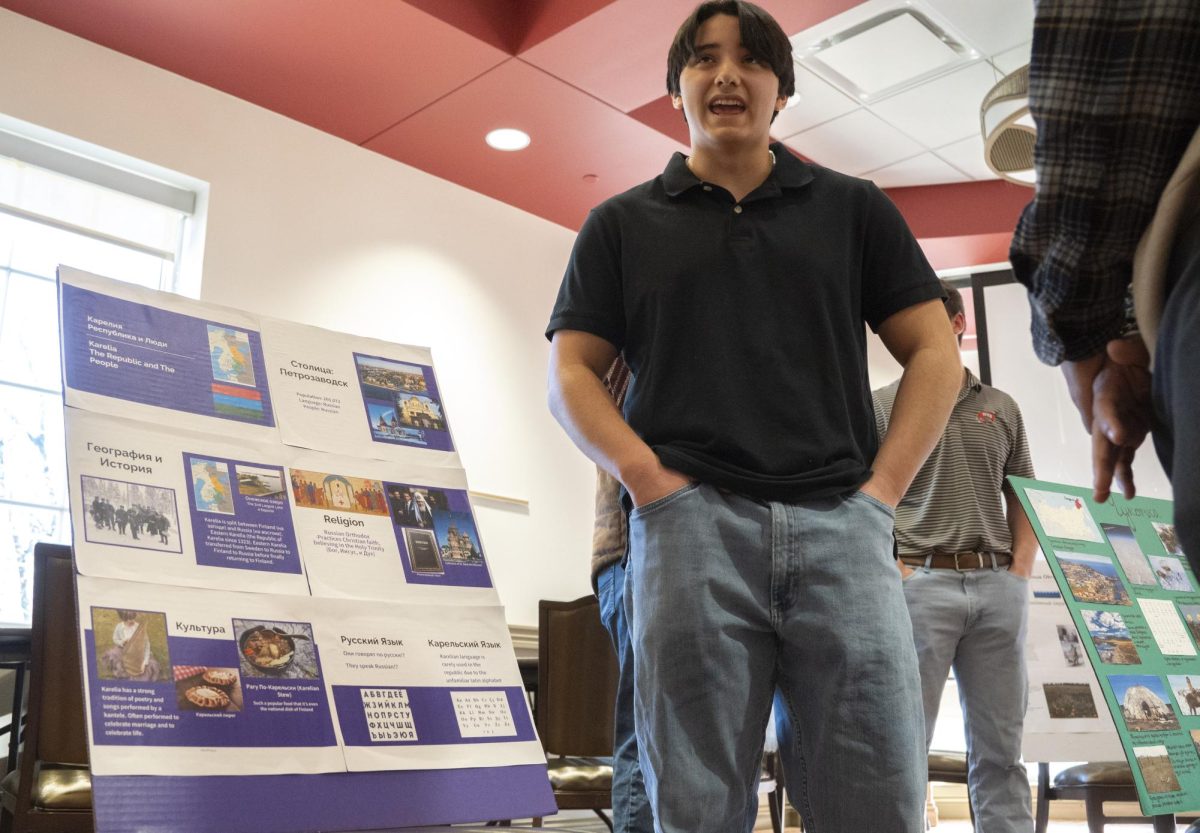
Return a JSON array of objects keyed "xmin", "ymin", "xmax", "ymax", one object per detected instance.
[{"xmin": 173, "ymin": 665, "xmax": 243, "ymax": 712}]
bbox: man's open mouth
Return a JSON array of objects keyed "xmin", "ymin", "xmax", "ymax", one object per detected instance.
[{"xmin": 709, "ymin": 97, "xmax": 746, "ymax": 115}]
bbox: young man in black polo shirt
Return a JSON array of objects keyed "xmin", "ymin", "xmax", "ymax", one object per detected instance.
[{"xmin": 546, "ymin": 2, "xmax": 961, "ymax": 830}]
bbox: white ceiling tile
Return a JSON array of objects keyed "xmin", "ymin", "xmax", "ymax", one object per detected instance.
[
  {"xmin": 815, "ymin": 12, "xmax": 962, "ymax": 95},
  {"xmin": 923, "ymin": 0, "xmax": 1035, "ymax": 56},
  {"xmin": 934, "ymin": 134, "xmax": 998, "ymax": 180},
  {"xmin": 788, "ymin": 109, "xmax": 924, "ymax": 176},
  {"xmin": 869, "ymin": 61, "xmax": 998, "ymax": 148},
  {"xmin": 992, "ymin": 41, "xmax": 1032, "ymax": 75},
  {"xmin": 771, "ymin": 65, "xmax": 860, "ymax": 139},
  {"xmin": 863, "ymin": 153, "xmax": 971, "ymax": 188}
]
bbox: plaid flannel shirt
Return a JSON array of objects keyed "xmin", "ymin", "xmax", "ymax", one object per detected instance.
[{"xmin": 1009, "ymin": 0, "xmax": 1200, "ymax": 365}]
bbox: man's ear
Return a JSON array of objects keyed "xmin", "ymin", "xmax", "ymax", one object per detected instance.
[{"xmin": 672, "ymin": 95, "xmax": 683, "ymax": 110}]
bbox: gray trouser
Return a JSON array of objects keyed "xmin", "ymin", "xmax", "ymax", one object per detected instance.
[{"xmin": 904, "ymin": 565, "xmax": 1033, "ymax": 832}]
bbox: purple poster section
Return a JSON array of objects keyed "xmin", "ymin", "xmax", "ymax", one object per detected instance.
[
  {"xmin": 92, "ymin": 765, "xmax": 556, "ymax": 833},
  {"xmin": 62, "ymin": 283, "xmax": 275, "ymax": 426},
  {"xmin": 332, "ymin": 686, "xmax": 534, "ymax": 746},
  {"xmin": 182, "ymin": 453, "xmax": 303, "ymax": 574},
  {"xmin": 387, "ymin": 486, "xmax": 492, "ymax": 588},
  {"xmin": 85, "ymin": 631, "xmax": 336, "ymax": 748},
  {"xmin": 353, "ymin": 352, "xmax": 454, "ymax": 452}
]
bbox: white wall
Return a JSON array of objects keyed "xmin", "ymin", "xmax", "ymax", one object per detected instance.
[{"xmin": 0, "ymin": 9, "xmax": 598, "ymax": 625}]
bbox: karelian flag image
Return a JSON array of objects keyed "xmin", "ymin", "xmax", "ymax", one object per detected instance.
[{"xmin": 211, "ymin": 381, "xmax": 264, "ymax": 421}]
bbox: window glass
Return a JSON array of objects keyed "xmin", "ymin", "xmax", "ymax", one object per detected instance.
[{"xmin": 0, "ymin": 144, "xmax": 193, "ymax": 624}]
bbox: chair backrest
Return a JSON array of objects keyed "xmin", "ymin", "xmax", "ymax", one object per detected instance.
[
  {"xmin": 537, "ymin": 596, "xmax": 619, "ymax": 758},
  {"xmin": 28, "ymin": 543, "xmax": 88, "ymax": 765}
]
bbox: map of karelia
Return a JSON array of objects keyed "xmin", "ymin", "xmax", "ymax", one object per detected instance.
[
  {"xmin": 1028, "ymin": 488, "xmax": 1103, "ymax": 542},
  {"xmin": 208, "ymin": 325, "xmax": 256, "ymax": 387}
]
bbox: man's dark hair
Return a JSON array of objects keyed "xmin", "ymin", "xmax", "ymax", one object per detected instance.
[
  {"xmin": 940, "ymin": 279, "xmax": 965, "ymax": 320},
  {"xmin": 666, "ymin": 1, "xmax": 796, "ymax": 103},
  {"xmin": 941, "ymin": 279, "xmax": 965, "ymax": 344}
]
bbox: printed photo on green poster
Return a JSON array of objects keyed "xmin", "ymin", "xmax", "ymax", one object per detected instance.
[{"xmin": 1010, "ymin": 476, "xmax": 1198, "ymax": 816}]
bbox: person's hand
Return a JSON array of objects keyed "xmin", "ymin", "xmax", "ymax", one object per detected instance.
[
  {"xmin": 1061, "ymin": 337, "xmax": 1152, "ymax": 503},
  {"xmin": 858, "ymin": 474, "xmax": 901, "ymax": 509},
  {"xmin": 625, "ymin": 462, "xmax": 693, "ymax": 509},
  {"xmin": 897, "ymin": 560, "xmax": 915, "ymax": 579},
  {"xmin": 1008, "ymin": 561, "xmax": 1034, "ymax": 579}
]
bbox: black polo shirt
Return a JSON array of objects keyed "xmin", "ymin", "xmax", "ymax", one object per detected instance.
[{"xmin": 546, "ymin": 143, "xmax": 941, "ymax": 502}]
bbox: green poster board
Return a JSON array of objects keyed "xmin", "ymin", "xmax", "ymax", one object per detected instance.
[{"xmin": 1010, "ymin": 476, "xmax": 1197, "ymax": 815}]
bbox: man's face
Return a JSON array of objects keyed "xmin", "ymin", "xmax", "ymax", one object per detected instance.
[{"xmin": 673, "ymin": 14, "xmax": 785, "ymax": 152}]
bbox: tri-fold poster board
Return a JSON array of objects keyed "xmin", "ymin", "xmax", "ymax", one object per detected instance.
[
  {"xmin": 57, "ymin": 266, "xmax": 554, "ymax": 832},
  {"xmin": 1012, "ymin": 476, "xmax": 1199, "ymax": 815}
]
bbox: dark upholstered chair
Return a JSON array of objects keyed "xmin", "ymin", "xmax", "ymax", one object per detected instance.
[
  {"xmin": 1035, "ymin": 761, "xmax": 1193, "ymax": 833},
  {"xmin": 928, "ymin": 749, "xmax": 974, "ymax": 825},
  {"xmin": 535, "ymin": 596, "xmax": 618, "ymax": 831},
  {"xmin": 0, "ymin": 543, "xmax": 92, "ymax": 833}
]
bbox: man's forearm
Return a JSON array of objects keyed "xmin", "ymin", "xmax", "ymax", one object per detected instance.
[
  {"xmin": 1005, "ymin": 488, "xmax": 1039, "ymax": 574},
  {"xmin": 548, "ymin": 358, "xmax": 689, "ymax": 508},
  {"xmin": 870, "ymin": 350, "xmax": 961, "ymax": 505},
  {"xmin": 549, "ymin": 360, "xmax": 656, "ymax": 484}
]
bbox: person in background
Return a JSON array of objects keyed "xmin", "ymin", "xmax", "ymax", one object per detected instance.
[
  {"xmin": 590, "ymin": 356, "xmax": 654, "ymax": 833},
  {"xmin": 1010, "ymin": 0, "xmax": 1200, "ymax": 564},
  {"xmin": 874, "ymin": 280, "xmax": 1039, "ymax": 832}
]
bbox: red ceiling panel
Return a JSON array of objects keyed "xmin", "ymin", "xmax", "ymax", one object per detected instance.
[
  {"xmin": 519, "ymin": 0, "xmax": 711, "ymax": 113},
  {"xmin": 0, "ymin": 0, "xmax": 509, "ymax": 145},
  {"xmin": 518, "ymin": 0, "xmax": 624, "ymax": 52},
  {"xmin": 519, "ymin": 0, "xmax": 864, "ymax": 114},
  {"xmin": 364, "ymin": 58, "xmax": 687, "ymax": 230},
  {"xmin": 402, "ymin": 0, "xmax": 526, "ymax": 54},
  {"xmin": 886, "ymin": 180, "xmax": 1032, "ymax": 240},
  {"xmin": 919, "ymin": 232, "xmax": 1015, "ymax": 272},
  {"xmin": 627, "ymin": 95, "xmax": 692, "ymax": 146}
]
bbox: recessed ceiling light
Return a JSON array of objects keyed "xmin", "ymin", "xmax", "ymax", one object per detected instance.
[{"xmin": 485, "ymin": 128, "xmax": 530, "ymax": 151}]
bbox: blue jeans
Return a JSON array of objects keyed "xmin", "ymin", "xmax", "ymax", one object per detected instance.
[
  {"xmin": 626, "ymin": 483, "xmax": 927, "ymax": 833},
  {"xmin": 904, "ymin": 566, "xmax": 1033, "ymax": 832},
  {"xmin": 597, "ymin": 560, "xmax": 654, "ymax": 833}
]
